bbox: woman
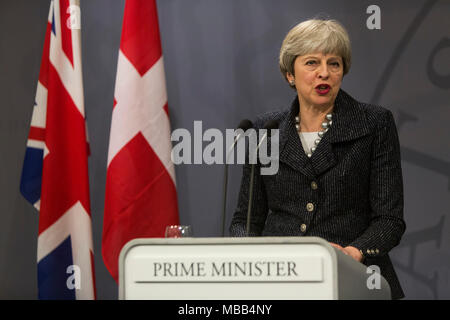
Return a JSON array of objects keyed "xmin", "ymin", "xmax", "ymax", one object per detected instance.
[{"xmin": 229, "ymin": 19, "xmax": 406, "ymax": 299}]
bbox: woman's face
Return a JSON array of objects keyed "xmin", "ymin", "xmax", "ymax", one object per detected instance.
[{"xmin": 287, "ymin": 52, "xmax": 344, "ymax": 109}]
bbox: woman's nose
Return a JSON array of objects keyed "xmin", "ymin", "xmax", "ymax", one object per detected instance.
[{"xmin": 317, "ymin": 62, "xmax": 329, "ymax": 79}]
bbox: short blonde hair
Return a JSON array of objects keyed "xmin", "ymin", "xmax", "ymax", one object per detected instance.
[{"xmin": 279, "ymin": 19, "xmax": 352, "ymax": 81}]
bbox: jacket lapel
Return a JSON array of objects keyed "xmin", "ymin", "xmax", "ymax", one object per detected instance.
[
  {"xmin": 278, "ymin": 90, "xmax": 371, "ymax": 177},
  {"xmin": 278, "ymin": 96, "xmax": 317, "ymax": 179}
]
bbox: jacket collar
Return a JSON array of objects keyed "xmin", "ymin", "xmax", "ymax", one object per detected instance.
[{"xmin": 278, "ymin": 89, "xmax": 371, "ymax": 178}]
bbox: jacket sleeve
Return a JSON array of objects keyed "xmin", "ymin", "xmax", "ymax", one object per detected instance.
[
  {"xmin": 348, "ymin": 110, "xmax": 406, "ymax": 257},
  {"xmin": 229, "ymin": 161, "xmax": 269, "ymax": 237}
]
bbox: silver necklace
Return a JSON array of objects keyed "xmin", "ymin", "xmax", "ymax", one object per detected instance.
[{"xmin": 295, "ymin": 113, "xmax": 333, "ymax": 158}]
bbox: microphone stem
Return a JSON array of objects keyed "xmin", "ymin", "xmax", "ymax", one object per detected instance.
[
  {"xmin": 222, "ymin": 163, "xmax": 229, "ymax": 237},
  {"xmin": 246, "ymin": 131, "xmax": 268, "ymax": 236},
  {"xmin": 246, "ymin": 163, "xmax": 255, "ymax": 236},
  {"xmin": 221, "ymin": 132, "xmax": 243, "ymax": 237}
]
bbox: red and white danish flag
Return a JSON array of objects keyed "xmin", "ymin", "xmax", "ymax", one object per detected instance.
[
  {"xmin": 102, "ymin": 0, "xmax": 180, "ymax": 281},
  {"xmin": 20, "ymin": 0, "xmax": 96, "ymax": 299}
]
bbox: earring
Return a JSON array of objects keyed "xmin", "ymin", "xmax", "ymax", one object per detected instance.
[{"xmin": 290, "ymin": 80, "xmax": 295, "ymax": 87}]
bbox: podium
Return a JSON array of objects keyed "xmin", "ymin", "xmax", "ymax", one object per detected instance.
[{"xmin": 118, "ymin": 237, "xmax": 391, "ymax": 300}]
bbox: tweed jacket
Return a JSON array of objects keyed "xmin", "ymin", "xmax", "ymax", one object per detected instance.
[{"xmin": 230, "ymin": 89, "xmax": 406, "ymax": 299}]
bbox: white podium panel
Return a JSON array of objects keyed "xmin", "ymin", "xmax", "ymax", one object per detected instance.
[{"xmin": 119, "ymin": 237, "xmax": 391, "ymax": 300}]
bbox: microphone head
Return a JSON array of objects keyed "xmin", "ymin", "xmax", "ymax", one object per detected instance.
[
  {"xmin": 237, "ymin": 119, "xmax": 253, "ymax": 131},
  {"xmin": 263, "ymin": 119, "xmax": 279, "ymax": 130},
  {"xmin": 263, "ymin": 120, "xmax": 279, "ymax": 136}
]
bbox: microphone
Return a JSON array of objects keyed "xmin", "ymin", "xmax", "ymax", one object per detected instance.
[
  {"xmin": 227, "ymin": 119, "xmax": 254, "ymax": 154},
  {"xmin": 246, "ymin": 120, "xmax": 279, "ymax": 236},
  {"xmin": 221, "ymin": 119, "xmax": 254, "ymax": 236}
]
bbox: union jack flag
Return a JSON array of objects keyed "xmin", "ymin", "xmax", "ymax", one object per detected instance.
[{"xmin": 20, "ymin": 0, "xmax": 96, "ymax": 299}]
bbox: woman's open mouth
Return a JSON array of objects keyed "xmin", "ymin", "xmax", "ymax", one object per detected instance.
[{"xmin": 315, "ymin": 84, "xmax": 331, "ymax": 95}]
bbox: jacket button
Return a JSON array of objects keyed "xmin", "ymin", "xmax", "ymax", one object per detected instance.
[
  {"xmin": 306, "ymin": 203, "xmax": 314, "ymax": 212},
  {"xmin": 311, "ymin": 181, "xmax": 318, "ymax": 190},
  {"xmin": 300, "ymin": 224, "xmax": 307, "ymax": 232}
]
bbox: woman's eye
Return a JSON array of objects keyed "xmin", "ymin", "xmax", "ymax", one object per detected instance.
[
  {"xmin": 306, "ymin": 60, "xmax": 317, "ymax": 65},
  {"xmin": 330, "ymin": 62, "xmax": 340, "ymax": 67}
]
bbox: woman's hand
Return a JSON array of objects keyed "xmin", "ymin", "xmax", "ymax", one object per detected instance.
[{"xmin": 329, "ymin": 242, "xmax": 363, "ymax": 262}]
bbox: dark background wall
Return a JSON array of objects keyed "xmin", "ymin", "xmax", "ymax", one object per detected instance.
[{"xmin": 0, "ymin": 0, "xmax": 449, "ymax": 299}]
